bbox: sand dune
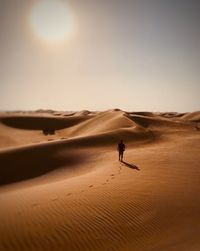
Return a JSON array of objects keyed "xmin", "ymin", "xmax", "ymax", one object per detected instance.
[
  {"xmin": 0, "ymin": 110, "xmax": 200, "ymax": 251},
  {"xmin": 180, "ymin": 111, "xmax": 200, "ymax": 122},
  {"xmin": 126, "ymin": 113, "xmax": 194, "ymax": 130},
  {"xmin": 0, "ymin": 114, "xmax": 91, "ymax": 130}
]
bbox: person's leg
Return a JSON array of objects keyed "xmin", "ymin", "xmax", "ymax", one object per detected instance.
[
  {"xmin": 119, "ymin": 152, "xmax": 121, "ymax": 161},
  {"xmin": 121, "ymin": 151, "xmax": 124, "ymax": 162},
  {"xmin": 119, "ymin": 152, "xmax": 123, "ymax": 162}
]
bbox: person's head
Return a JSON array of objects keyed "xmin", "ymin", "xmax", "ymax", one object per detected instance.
[{"xmin": 120, "ymin": 139, "xmax": 123, "ymax": 143}]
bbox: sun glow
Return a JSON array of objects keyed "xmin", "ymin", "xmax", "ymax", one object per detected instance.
[{"xmin": 30, "ymin": 0, "xmax": 74, "ymax": 42}]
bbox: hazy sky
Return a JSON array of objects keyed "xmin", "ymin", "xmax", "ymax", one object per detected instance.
[{"xmin": 0, "ymin": 0, "xmax": 199, "ymax": 112}]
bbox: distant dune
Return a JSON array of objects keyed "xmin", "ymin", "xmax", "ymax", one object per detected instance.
[{"xmin": 0, "ymin": 109, "xmax": 200, "ymax": 251}]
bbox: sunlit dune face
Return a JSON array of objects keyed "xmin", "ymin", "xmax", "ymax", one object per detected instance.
[{"xmin": 30, "ymin": 0, "xmax": 74, "ymax": 42}]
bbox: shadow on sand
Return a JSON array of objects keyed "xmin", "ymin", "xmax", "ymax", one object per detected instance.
[
  {"xmin": 122, "ymin": 161, "xmax": 140, "ymax": 171},
  {"xmin": 0, "ymin": 145, "xmax": 87, "ymax": 186}
]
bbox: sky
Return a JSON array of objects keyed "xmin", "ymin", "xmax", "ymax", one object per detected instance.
[{"xmin": 0, "ymin": 0, "xmax": 199, "ymax": 112}]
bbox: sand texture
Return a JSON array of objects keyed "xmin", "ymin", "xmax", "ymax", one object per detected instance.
[{"xmin": 0, "ymin": 109, "xmax": 200, "ymax": 251}]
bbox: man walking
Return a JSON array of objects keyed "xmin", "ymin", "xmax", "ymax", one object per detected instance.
[{"xmin": 117, "ymin": 140, "xmax": 125, "ymax": 162}]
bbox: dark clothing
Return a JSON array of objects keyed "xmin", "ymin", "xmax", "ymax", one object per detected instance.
[
  {"xmin": 118, "ymin": 142, "xmax": 125, "ymax": 153},
  {"xmin": 118, "ymin": 142, "xmax": 125, "ymax": 161}
]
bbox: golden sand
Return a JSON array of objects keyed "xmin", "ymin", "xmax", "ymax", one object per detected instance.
[{"xmin": 0, "ymin": 109, "xmax": 200, "ymax": 251}]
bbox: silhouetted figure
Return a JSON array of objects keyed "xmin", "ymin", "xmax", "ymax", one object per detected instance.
[{"xmin": 118, "ymin": 140, "xmax": 125, "ymax": 161}]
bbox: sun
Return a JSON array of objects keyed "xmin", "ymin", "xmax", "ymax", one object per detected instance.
[{"xmin": 30, "ymin": 0, "xmax": 74, "ymax": 42}]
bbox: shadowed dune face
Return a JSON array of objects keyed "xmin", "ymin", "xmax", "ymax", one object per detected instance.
[
  {"xmin": 0, "ymin": 145, "xmax": 89, "ymax": 186},
  {"xmin": 0, "ymin": 115, "xmax": 92, "ymax": 130}
]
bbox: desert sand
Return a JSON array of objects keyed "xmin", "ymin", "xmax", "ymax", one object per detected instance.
[{"xmin": 0, "ymin": 109, "xmax": 200, "ymax": 251}]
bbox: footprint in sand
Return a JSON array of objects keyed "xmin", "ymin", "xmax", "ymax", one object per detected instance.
[
  {"xmin": 32, "ymin": 203, "xmax": 39, "ymax": 207},
  {"xmin": 110, "ymin": 174, "xmax": 115, "ymax": 177},
  {"xmin": 66, "ymin": 193, "xmax": 72, "ymax": 196},
  {"xmin": 89, "ymin": 185, "xmax": 93, "ymax": 188}
]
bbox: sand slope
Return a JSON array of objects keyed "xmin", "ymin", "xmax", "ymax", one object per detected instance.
[{"xmin": 0, "ymin": 110, "xmax": 200, "ymax": 251}]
